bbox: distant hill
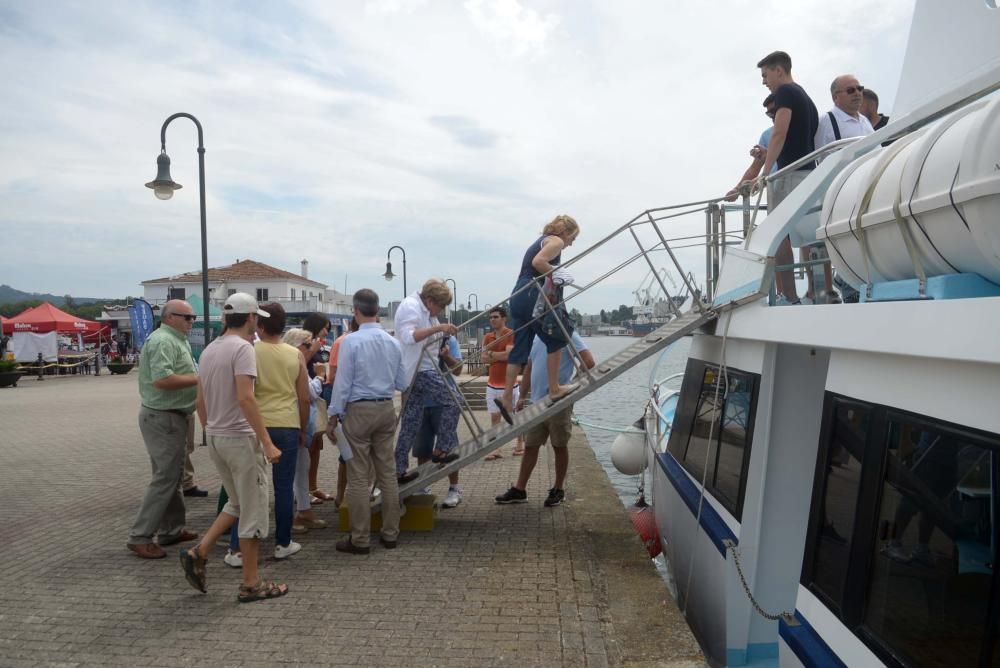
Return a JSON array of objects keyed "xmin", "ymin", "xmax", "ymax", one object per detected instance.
[{"xmin": 0, "ymin": 284, "xmax": 119, "ymax": 306}]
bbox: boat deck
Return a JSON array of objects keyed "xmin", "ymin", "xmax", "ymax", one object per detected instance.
[{"xmin": 0, "ymin": 374, "xmax": 703, "ymax": 667}]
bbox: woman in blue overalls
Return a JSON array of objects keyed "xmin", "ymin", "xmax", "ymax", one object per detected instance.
[{"xmin": 495, "ymin": 215, "xmax": 580, "ymax": 423}]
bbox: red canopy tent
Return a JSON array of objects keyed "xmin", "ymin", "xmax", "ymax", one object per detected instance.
[{"xmin": 1, "ymin": 302, "xmax": 109, "ymax": 341}]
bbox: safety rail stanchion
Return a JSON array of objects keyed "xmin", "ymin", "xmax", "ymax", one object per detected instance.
[
  {"xmin": 418, "ymin": 339, "xmax": 487, "ymax": 441},
  {"xmin": 628, "ymin": 226, "xmax": 683, "ymax": 319},
  {"xmin": 645, "ymin": 211, "xmax": 707, "ymax": 312}
]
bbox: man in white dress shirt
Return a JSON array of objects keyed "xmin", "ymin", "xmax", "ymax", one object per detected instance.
[
  {"xmin": 812, "ymin": 74, "xmax": 874, "ymax": 302},
  {"xmin": 815, "ymin": 74, "xmax": 874, "ymax": 149}
]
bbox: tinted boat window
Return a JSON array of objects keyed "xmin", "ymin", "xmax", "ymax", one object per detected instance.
[
  {"xmin": 679, "ymin": 364, "xmax": 757, "ymax": 518},
  {"xmin": 864, "ymin": 420, "xmax": 994, "ymax": 667},
  {"xmin": 808, "ymin": 401, "xmax": 869, "ymax": 613}
]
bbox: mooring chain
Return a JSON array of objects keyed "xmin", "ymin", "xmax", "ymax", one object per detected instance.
[{"xmin": 723, "ymin": 540, "xmax": 798, "ymax": 626}]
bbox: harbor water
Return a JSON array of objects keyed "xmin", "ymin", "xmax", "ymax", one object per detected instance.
[{"xmin": 574, "ymin": 334, "xmax": 692, "ymax": 506}]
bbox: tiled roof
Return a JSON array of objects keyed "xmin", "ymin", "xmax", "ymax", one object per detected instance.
[{"xmin": 142, "ymin": 259, "xmax": 327, "ymax": 289}]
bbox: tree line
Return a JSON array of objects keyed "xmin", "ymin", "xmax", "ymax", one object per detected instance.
[{"xmin": 0, "ymin": 296, "xmax": 129, "ymax": 321}]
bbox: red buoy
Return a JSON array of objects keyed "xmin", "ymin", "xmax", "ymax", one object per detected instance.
[{"xmin": 629, "ymin": 496, "xmax": 662, "ymax": 558}]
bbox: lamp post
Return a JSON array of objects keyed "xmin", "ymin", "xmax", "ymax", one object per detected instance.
[
  {"xmin": 145, "ymin": 112, "xmax": 211, "ymax": 348},
  {"xmin": 444, "ymin": 278, "xmax": 458, "ymax": 321},
  {"xmin": 467, "ymin": 292, "xmax": 479, "ymax": 312},
  {"xmin": 383, "ymin": 245, "xmax": 407, "ymax": 301}
]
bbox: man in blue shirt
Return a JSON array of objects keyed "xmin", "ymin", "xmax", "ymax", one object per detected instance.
[
  {"xmin": 327, "ymin": 289, "xmax": 408, "ymax": 554},
  {"xmin": 495, "ymin": 332, "xmax": 595, "ymax": 507}
]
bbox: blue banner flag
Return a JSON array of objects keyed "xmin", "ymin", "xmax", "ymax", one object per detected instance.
[{"xmin": 132, "ymin": 298, "xmax": 155, "ymax": 350}]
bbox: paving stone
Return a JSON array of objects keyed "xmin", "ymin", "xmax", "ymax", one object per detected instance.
[{"xmin": 0, "ymin": 374, "xmax": 702, "ymax": 666}]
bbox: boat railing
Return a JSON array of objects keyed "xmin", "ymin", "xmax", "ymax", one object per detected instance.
[{"xmin": 405, "ymin": 194, "xmax": 756, "ymax": 446}]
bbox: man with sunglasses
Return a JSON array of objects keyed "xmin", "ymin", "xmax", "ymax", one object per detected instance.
[
  {"xmin": 815, "ymin": 75, "xmax": 874, "ymax": 149},
  {"xmin": 127, "ymin": 299, "xmax": 200, "ymax": 559}
]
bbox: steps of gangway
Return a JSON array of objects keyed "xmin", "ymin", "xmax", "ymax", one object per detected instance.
[{"xmin": 374, "ymin": 308, "xmax": 719, "ymax": 510}]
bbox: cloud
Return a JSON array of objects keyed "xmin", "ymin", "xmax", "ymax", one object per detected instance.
[
  {"xmin": 464, "ymin": 0, "xmax": 560, "ymax": 58},
  {"xmin": 0, "ymin": 1, "xmax": 916, "ymax": 312},
  {"xmin": 428, "ymin": 114, "xmax": 499, "ymax": 148}
]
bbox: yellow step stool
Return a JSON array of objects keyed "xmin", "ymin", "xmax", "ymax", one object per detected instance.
[{"xmin": 338, "ymin": 494, "xmax": 438, "ymax": 532}]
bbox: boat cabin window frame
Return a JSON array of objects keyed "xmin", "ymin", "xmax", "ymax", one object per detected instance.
[
  {"xmin": 801, "ymin": 391, "xmax": 1000, "ymax": 668},
  {"xmin": 665, "ymin": 357, "xmax": 760, "ymax": 521}
]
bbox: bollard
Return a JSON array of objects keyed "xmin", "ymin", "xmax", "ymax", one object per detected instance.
[{"xmin": 36, "ymin": 352, "xmax": 44, "ymax": 381}]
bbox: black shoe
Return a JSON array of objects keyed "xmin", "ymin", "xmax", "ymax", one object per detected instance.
[
  {"xmin": 397, "ymin": 471, "xmax": 419, "ymax": 485},
  {"xmin": 379, "ymin": 536, "xmax": 398, "ymax": 550},
  {"xmin": 183, "ymin": 487, "xmax": 209, "ymax": 498},
  {"xmin": 493, "ymin": 398, "xmax": 514, "ymax": 425},
  {"xmin": 431, "ymin": 451, "xmax": 460, "ymax": 464},
  {"xmin": 336, "ymin": 537, "xmax": 370, "ymax": 555},
  {"xmin": 495, "ymin": 487, "xmax": 528, "ymax": 504},
  {"xmin": 544, "ymin": 488, "xmax": 565, "ymax": 507}
]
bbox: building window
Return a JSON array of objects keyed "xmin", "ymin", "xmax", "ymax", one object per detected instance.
[
  {"xmin": 227, "ymin": 289, "xmax": 236, "ymax": 297},
  {"xmin": 168, "ymin": 287, "xmax": 186, "ymax": 300},
  {"xmin": 318, "ymin": 292, "xmax": 323, "ymax": 301},
  {"xmin": 666, "ymin": 359, "xmax": 759, "ymax": 519},
  {"xmin": 256, "ymin": 288, "xmax": 268, "ymax": 302},
  {"xmin": 291, "ymin": 288, "xmax": 296, "ymax": 301},
  {"xmin": 802, "ymin": 395, "xmax": 1000, "ymax": 667}
]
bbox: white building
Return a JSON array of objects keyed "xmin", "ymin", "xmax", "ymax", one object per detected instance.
[{"xmin": 141, "ymin": 259, "xmax": 352, "ymax": 316}]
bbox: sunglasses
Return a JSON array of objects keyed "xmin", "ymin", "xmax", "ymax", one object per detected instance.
[
  {"xmin": 172, "ymin": 314, "xmax": 197, "ymax": 322},
  {"xmin": 839, "ymin": 85, "xmax": 864, "ymax": 95}
]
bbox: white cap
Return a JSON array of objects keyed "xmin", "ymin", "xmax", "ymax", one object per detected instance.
[
  {"xmin": 223, "ymin": 292, "xmax": 270, "ymax": 317},
  {"xmin": 552, "ymin": 267, "xmax": 575, "ymax": 286}
]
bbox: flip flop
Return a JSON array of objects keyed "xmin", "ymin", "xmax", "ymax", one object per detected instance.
[
  {"xmin": 179, "ymin": 548, "xmax": 207, "ymax": 593},
  {"xmin": 550, "ymin": 382, "xmax": 581, "ymax": 403},
  {"xmin": 485, "ymin": 452, "xmax": 503, "ymax": 461},
  {"xmin": 431, "ymin": 451, "xmax": 460, "ymax": 464},
  {"xmin": 493, "ymin": 398, "xmax": 514, "ymax": 425},
  {"xmin": 512, "ymin": 449, "xmax": 525, "ymax": 457}
]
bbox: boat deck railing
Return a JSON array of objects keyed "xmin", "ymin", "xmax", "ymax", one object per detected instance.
[{"xmin": 385, "ymin": 196, "xmax": 775, "ymax": 506}]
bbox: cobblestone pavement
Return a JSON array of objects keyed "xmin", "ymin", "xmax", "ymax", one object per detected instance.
[{"xmin": 0, "ymin": 374, "xmax": 703, "ymax": 667}]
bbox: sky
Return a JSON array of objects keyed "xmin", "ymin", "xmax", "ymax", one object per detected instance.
[{"xmin": 0, "ymin": 0, "xmax": 915, "ymax": 313}]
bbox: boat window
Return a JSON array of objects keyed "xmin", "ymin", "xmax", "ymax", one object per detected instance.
[
  {"xmin": 862, "ymin": 418, "xmax": 995, "ymax": 667},
  {"xmin": 671, "ymin": 361, "xmax": 758, "ymax": 518},
  {"xmin": 806, "ymin": 400, "xmax": 869, "ymax": 614}
]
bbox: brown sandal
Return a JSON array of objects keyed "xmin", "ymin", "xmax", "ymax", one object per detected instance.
[
  {"xmin": 179, "ymin": 548, "xmax": 207, "ymax": 593},
  {"xmin": 238, "ymin": 579, "xmax": 289, "ymax": 603}
]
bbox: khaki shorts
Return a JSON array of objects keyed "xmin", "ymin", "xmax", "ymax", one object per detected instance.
[
  {"xmin": 208, "ymin": 433, "xmax": 270, "ymax": 540},
  {"xmin": 525, "ymin": 407, "xmax": 573, "ymax": 449}
]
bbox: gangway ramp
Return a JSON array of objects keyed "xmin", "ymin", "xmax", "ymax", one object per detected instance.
[{"xmin": 387, "ymin": 309, "xmax": 717, "ymax": 506}]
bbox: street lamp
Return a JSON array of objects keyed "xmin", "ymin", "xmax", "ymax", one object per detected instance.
[
  {"xmin": 467, "ymin": 292, "xmax": 479, "ymax": 311},
  {"xmin": 383, "ymin": 245, "xmax": 407, "ymax": 300},
  {"xmin": 444, "ymin": 278, "xmax": 458, "ymax": 321},
  {"xmin": 146, "ymin": 112, "xmax": 211, "ymax": 348}
]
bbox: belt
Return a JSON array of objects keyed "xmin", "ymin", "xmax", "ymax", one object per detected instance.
[
  {"xmin": 351, "ymin": 397, "xmax": 393, "ymax": 403},
  {"xmin": 144, "ymin": 406, "xmax": 191, "ymax": 418}
]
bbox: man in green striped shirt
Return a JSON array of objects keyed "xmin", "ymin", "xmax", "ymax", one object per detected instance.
[{"xmin": 127, "ymin": 299, "xmax": 201, "ymax": 559}]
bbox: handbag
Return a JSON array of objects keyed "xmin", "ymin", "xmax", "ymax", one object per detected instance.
[
  {"xmin": 315, "ymin": 398, "xmax": 329, "ymax": 433},
  {"xmin": 533, "ymin": 276, "xmax": 574, "ymax": 343}
]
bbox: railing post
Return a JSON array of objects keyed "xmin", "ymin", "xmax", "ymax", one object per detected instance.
[{"xmin": 644, "ymin": 212, "xmax": 706, "ymax": 312}]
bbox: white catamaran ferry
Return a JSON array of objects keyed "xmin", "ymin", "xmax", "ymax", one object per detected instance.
[{"xmin": 636, "ymin": 2, "xmax": 1000, "ymax": 666}]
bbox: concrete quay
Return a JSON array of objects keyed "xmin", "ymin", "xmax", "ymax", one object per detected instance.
[{"xmin": 0, "ymin": 374, "xmax": 703, "ymax": 667}]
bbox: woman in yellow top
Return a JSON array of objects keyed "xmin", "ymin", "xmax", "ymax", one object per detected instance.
[{"xmin": 233, "ymin": 302, "xmax": 310, "ymax": 560}]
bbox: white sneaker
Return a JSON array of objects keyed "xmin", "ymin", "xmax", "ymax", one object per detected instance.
[
  {"xmin": 274, "ymin": 541, "xmax": 302, "ymax": 559},
  {"xmin": 442, "ymin": 487, "xmax": 462, "ymax": 508},
  {"xmin": 223, "ymin": 550, "xmax": 242, "ymax": 568}
]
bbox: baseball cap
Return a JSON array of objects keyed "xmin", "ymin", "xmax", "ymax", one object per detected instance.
[{"xmin": 223, "ymin": 292, "xmax": 270, "ymax": 317}]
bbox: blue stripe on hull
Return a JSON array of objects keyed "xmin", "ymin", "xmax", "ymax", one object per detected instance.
[
  {"xmin": 656, "ymin": 452, "xmax": 738, "ymax": 556},
  {"xmin": 779, "ymin": 612, "xmax": 846, "ymax": 668}
]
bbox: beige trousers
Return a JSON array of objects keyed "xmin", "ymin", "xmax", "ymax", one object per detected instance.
[{"xmin": 342, "ymin": 401, "xmax": 400, "ymax": 547}]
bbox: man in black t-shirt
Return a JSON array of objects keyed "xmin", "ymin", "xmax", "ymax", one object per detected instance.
[
  {"xmin": 758, "ymin": 50, "xmax": 819, "ymax": 304},
  {"xmin": 861, "ymin": 88, "xmax": 890, "ymax": 130}
]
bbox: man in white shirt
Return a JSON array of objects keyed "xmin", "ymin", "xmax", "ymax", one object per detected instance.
[
  {"xmin": 812, "ymin": 74, "xmax": 874, "ymax": 303},
  {"xmin": 815, "ymin": 75, "xmax": 874, "ymax": 148},
  {"xmin": 393, "ymin": 279, "xmax": 459, "ymax": 483}
]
